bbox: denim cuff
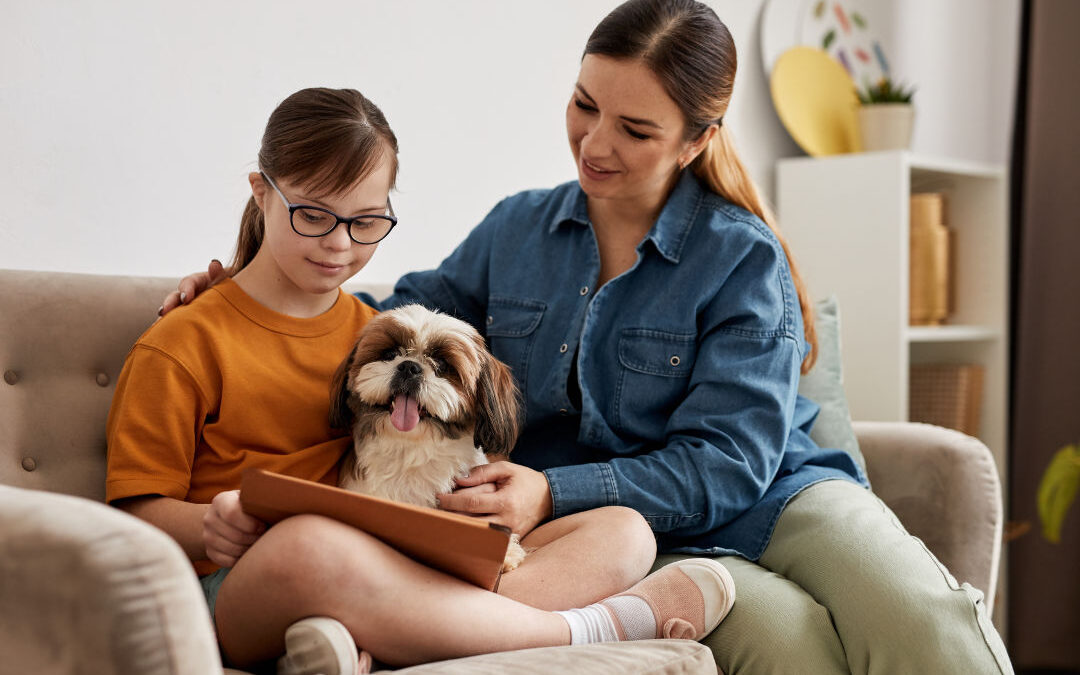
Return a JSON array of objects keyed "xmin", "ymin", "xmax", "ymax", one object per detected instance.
[{"xmin": 543, "ymin": 462, "xmax": 618, "ymax": 519}]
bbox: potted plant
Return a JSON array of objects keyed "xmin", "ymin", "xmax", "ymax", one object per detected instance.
[
  {"xmin": 856, "ymin": 77, "xmax": 916, "ymax": 152},
  {"xmin": 1039, "ymin": 442, "xmax": 1080, "ymax": 543}
]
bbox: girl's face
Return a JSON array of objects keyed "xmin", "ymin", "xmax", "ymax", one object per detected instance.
[
  {"xmin": 249, "ymin": 156, "xmax": 394, "ymax": 302},
  {"xmin": 566, "ymin": 55, "xmax": 707, "ymax": 207}
]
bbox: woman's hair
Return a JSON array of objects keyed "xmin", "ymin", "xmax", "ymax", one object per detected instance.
[
  {"xmin": 584, "ymin": 0, "xmax": 818, "ymax": 373},
  {"xmin": 231, "ymin": 87, "xmax": 400, "ymax": 273}
]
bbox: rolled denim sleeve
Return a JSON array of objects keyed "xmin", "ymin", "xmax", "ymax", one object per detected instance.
[{"xmin": 543, "ymin": 462, "xmax": 619, "ymax": 518}]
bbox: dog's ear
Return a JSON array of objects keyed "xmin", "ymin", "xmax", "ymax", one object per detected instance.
[
  {"xmin": 329, "ymin": 344, "xmax": 358, "ymax": 430},
  {"xmin": 473, "ymin": 355, "xmax": 522, "ymax": 457}
]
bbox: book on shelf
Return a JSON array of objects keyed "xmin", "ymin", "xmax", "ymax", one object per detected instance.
[{"xmin": 239, "ymin": 468, "xmax": 510, "ymax": 591}]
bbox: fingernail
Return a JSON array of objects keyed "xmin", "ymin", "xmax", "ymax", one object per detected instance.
[
  {"xmin": 179, "ymin": 292, "xmax": 187, "ymax": 303},
  {"xmin": 157, "ymin": 306, "xmax": 164, "ymax": 316}
]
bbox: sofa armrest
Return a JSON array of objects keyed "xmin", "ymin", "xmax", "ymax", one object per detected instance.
[
  {"xmin": 853, "ymin": 421, "xmax": 1002, "ymax": 608},
  {"xmin": 0, "ymin": 485, "xmax": 223, "ymax": 675}
]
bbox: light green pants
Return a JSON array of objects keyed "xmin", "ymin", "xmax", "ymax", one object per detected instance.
[{"xmin": 655, "ymin": 479, "xmax": 1013, "ymax": 674}]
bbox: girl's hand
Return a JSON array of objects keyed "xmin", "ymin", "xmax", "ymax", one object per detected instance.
[
  {"xmin": 437, "ymin": 461, "xmax": 554, "ymax": 536},
  {"xmin": 202, "ymin": 489, "xmax": 267, "ymax": 568},
  {"xmin": 159, "ymin": 259, "xmax": 229, "ymax": 316}
]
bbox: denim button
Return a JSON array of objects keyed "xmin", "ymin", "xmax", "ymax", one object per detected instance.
[
  {"xmin": 580, "ymin": 286, "xmax": 589, "ymax": 296},
  {"xmin": 560, "ymin": 344, "xmax": 568, "ymax": 353},
  {"xmin": 670, "ymin": 356, "xmax": 681, "ymax": 367},
  {"xmin": 559, "ymin": 409, "xmax": 568, "ymax": 416}
]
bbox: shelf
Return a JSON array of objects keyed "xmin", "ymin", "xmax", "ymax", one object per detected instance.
[{"xmin": 905, "ymin": 325, "xmax": 1002, "ymax": 343}]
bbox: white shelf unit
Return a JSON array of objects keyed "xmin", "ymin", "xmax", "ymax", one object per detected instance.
[{"xmin": 776, "ymin": 150, "xmax": 1010, "ymax": 625}]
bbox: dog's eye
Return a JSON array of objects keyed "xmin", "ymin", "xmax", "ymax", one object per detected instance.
[
  {"xmin": 431, "ymin": 356, "xmax": 450, "ymax": 375},
  {"xmin": 380, "ymin": 348, "xmax": 399, "ymax": 361}
]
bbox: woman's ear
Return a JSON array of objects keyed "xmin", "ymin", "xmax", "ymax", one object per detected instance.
[
  {"xmin": 678, "ymin": 123, "xmax": 719, "ymax": 169},
  {"xmin": 248, "ymin": 172, "xmax": 268, "ymax": 211}
]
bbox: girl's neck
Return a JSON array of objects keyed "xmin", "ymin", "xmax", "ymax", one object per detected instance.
[{"xmin": 232, "ymin": 261, "xmax": 339, "ymax": 319}]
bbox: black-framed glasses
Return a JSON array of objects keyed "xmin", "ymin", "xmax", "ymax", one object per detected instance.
[{"xmin": 261, "ymin": 171, "xmax": 397, "ymax": 245}]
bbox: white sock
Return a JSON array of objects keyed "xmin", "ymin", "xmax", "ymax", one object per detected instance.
[{"xmin": 555, "ymin": 595, "xmax": 654, "ymax": 644}]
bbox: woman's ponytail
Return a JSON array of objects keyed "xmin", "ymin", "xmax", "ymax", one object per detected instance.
[{"xmin": 693, "ymin": 127, "xmax": 819, "ymax": 374}]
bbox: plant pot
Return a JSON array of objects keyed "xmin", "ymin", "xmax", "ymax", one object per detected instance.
[{"xmin": 857, "ymin": 103, "xmax": 915, "ymax": 151}]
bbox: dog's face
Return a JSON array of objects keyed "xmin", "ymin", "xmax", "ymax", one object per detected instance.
[{"xmin": 330, "ymin": 305, "xmax": 521, "ymax": 455}]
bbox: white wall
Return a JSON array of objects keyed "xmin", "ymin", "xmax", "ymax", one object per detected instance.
[{"xmin": 0, "ymin": 0, "xmax": 1017, "ymax": 283}]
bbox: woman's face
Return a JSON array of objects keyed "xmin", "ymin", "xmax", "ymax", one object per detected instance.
[
  {"xmin": 566, "ymin": 54, "xmax": 697, "ymax": 206},
  {"xmin": 250, "ymin": 157, "xmax": 394, "ymax": 300}
]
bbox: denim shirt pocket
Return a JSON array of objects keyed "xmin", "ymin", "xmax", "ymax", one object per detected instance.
[
  {"xmin": 615, "ymin": 329, "xmax": 697, "ymax": 437},
  {"xmin": 485, "ymin": 296, "xmax": 546, "ymax": 391}
]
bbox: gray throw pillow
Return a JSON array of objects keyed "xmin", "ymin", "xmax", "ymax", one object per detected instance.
[{"xmin": 798, "ymin": 296, "xmax": 865, "ymax": 472}]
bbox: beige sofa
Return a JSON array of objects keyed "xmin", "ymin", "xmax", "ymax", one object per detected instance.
[{"xmin": 0, "ymin": 269, "xmax": 1003, "ymax": 674}]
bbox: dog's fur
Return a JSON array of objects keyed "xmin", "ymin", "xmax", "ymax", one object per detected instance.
[{"xmin": 330, "ymin": 304, "xmax": 526, "ymax": 570}]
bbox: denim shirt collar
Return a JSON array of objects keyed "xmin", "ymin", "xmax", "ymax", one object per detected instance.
[{"xmin": 547, "ymin": 170, "xmax": 705, "ymax": 264}]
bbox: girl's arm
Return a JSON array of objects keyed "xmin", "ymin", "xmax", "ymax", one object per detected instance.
[{"xmin": 116, "ymin": 490, "xmax": 266, "ymax": 568}]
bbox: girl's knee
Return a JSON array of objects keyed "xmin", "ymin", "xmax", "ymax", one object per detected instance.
[
  {"xmin": 595, "ymin": 506, "xmax": 656, "ymax": 563},
  {"xmin": 245, "ymin": 514, "xmax": 376, "ymax": 592}
]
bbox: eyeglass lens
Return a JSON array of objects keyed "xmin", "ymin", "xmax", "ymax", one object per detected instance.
[{"xmin": 291, "ymin": 207, "xmax": 394, "ymax": 244}]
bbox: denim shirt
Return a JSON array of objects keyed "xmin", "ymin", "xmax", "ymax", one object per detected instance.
[{"xmin": 361, "ymin": 171, "xmax": 866, "ymax": 560}]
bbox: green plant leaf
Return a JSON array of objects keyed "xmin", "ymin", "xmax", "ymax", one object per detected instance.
[{"xmin": 1038, "ymin": 443, "xmax": 1080, "ymax": 543}]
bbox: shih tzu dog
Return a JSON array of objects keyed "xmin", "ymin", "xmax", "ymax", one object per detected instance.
[{"xmin": 329, "ymin": 304, "xmax": 527, "ymax": 571}]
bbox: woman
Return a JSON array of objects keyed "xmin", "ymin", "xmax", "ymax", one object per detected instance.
[{"xmin": 168, "ymin": 1, "xmax": 1011, "ymax": 672}]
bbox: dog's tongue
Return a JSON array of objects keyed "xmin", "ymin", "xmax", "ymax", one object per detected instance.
[{"xmin": 391, "ymin": 394, "xmax": 421, "ymax": 432}]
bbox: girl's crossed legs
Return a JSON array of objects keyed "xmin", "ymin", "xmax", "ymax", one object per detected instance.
[{"xmin": 214, "ymin": 506, "xmax": 661, "ymax": 667}]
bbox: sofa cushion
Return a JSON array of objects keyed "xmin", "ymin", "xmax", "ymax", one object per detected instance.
[
  {"xmin": 375, "ymin": 639, "xmax": 715, "ymax": 675},
  {"xmin": 798, "ymin": 296, "xmax": 865, "ymax": 472}
]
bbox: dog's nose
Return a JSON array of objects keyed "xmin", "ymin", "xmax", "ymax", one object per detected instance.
[{"xmin": 397, "ymin": 360, "xmax": 423, "ymax": 377}]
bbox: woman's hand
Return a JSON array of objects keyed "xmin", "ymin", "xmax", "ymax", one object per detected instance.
[
  {"xmin": 159, "ymin": 259, "xmax": 229, "ymax": 316},
  {"xmin": 437, "ymin": 461, "xmax": 554, "ymax": 536},
  {"xmin": 202, "ymin": 489, "xmax": 267, "ymax": 568}
]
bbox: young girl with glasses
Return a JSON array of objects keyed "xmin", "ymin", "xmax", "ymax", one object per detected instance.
[{"xmin": 106, "ymin": 86, "xmax": 734, "ymax": 675}]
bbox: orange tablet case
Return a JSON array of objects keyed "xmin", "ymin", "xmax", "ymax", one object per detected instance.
[{"xmin": 240, "ymin": 468, "xmax": 509, "ymax": 591}]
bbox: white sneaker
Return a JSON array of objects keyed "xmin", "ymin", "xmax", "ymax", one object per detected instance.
[{"xmin": 277, "ymin": 616, "xmax": 369, "ymax": 675}]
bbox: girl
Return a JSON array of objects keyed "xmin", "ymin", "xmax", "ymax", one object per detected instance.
[{"xmin": 107, "ymin": 86, "xmax": 734, "ymax": 674}]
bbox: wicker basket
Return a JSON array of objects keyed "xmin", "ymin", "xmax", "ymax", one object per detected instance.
[
  {"xmin": 909, "ymin": 364, "xmax": 984, "ymax": 436},
  {"xmin": 909, "ymin": 193, "xmax": 951, "ymax": 325}
]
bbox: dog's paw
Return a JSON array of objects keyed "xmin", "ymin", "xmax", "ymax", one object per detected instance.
[{"xmin": 501, "ymin": 534, "xmax": 527, "ymax": 572}]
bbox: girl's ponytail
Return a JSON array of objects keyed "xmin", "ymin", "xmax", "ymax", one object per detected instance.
[
  {"xmin": 230, "ymin": 196, "xmax": 265, "ymax": 274},
  {"xmin": 693, "ymin": 127, "xmax": 818, "ymax": 373}
]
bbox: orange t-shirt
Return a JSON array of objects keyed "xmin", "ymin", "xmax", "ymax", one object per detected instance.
[{"xmin": 105, "ymin": 278, "xmax": 377, "ymax": 575}]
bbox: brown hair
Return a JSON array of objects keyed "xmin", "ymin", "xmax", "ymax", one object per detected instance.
[
  {"xmin": 231, "ymin": 87, "xmax": 400, "ymax": 273},
  {"xmin": 584, "ymin": 0, "xmax": 818, "ymax": 373}
]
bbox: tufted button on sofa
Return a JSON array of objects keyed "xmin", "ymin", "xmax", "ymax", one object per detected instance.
[{"xmin": 0, "ymin": 269, "xmax": 1003, "ymax": 674}]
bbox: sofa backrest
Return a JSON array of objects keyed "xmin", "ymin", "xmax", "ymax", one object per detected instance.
[{"xmin": 0, "ymin": 269, "xmax": 390, "ymax": 501}]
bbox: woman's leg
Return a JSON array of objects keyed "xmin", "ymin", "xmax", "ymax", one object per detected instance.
[
  {"xmin": 215, "ymin": 514, "xmax": 570, "ymax": 668},
  {"xmin": 759, "ymin": 479, "xmax": 1013, "ymax": 675},
  {"xmin": 654, "ymin": 553, "xmax": 849, "ymax": 675},
  {"xmin": 498, "ymin": 506, "xmax": 657, "ymax": 610}
]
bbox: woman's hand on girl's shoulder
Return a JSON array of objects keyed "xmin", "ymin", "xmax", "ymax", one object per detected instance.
[
  {"xmin": 202, "ymin": 489, "xmax": 267, "ymax": 568},
  {"xmin": 159, "ymin": 259, "xmax": 229, "ymax": 317}
]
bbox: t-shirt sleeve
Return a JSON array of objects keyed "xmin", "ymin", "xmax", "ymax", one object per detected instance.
[{"xmin": 105, "ymin": 344, "xmax": 209, "ymax": 504}]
